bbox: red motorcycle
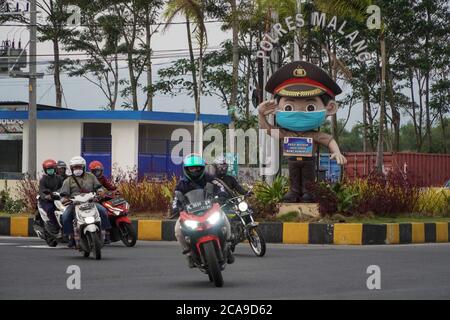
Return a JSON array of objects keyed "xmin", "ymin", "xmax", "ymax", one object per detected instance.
[
  {"xmin": 100, "ymin": 191, "xmax": 137, "ymax": 247},
  {"xmin": 177, "ymin": 187, "xmax": 233, "ymax": 287}
]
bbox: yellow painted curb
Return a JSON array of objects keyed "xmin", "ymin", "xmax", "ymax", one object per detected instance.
[
  {"xmin": 334, "ymin": 224, "xmax": 363, "ymax": 245},
  {"xmin": 138, "ymin": 220, "xmax": 162, "ymax": 241},
  {"xmin": 283, "ymin": 223, "xmax": 309, "ymax": 244},
  {"xmin": 386, "ymin": 224, "xmax": 400, "ymax": 244},
  {"xmin": 411, "ymin": 223, "xmax": 425, "ymax": 243},
  {"xmin": 10, "ymin": 217, "xmax": 29, "ymax": 237},
  {"xmin": 435, "ymin": 222, "xmax": 449, "ymax": 243}
]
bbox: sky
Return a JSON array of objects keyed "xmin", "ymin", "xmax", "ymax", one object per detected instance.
[{"xmin": 0, "ymin": 3, "xmax": 364, "ymax": 128}]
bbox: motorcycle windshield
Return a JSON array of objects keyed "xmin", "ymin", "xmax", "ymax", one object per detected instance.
[{"xmin": 184, "ymin": 190, "xmax": 212, "ymax": 215}]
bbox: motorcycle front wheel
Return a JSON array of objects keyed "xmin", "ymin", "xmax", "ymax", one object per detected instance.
[
  {"xmin": 203, "ymin": 241, "xmax": 223, "ymax": 288},
  {"xmin": 247, "ymin": 227, "xmax": 266, "ymax": 257},
  {"xmin": 119, "ymin": 223, "xmax": 137, "ymax": 247},
  {"xmin": 87, "ymin": 232, "xmax": 102, "ymax": 260}
]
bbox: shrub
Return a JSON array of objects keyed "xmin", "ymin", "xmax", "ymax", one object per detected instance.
[
  {"xmin": 0, "ymin": 189, "xmax": 25, "ymax": 214},
  {"xmin": 118, "ymin": 176, "xmax": 177, "ymax": 214},
  {"xmin": 250, "ymin": 176, "xmax": 289, "ymax": 218},
  {"xmin": 16, "ymin": 178, "xmax": 38, "ymax": 214},
  {"xmin": 414, "ymin": 188, "xmax": 450, "ymax": 216},
  {"xmin": 308, "ymin": 181, "xmax": 339, "ymax": 217}
]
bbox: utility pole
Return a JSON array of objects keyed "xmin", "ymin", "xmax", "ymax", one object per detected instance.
[{"xmin": 28, "ymin": 0, "xmax": 37, "ymax": 179}]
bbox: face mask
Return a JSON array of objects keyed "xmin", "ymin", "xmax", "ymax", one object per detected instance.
[
  {"xmin": 276, "ymin": 110, "xmax": 327, "ymax": 132},
  {"xmin": 73, "ymin": 170, "xmax": 83, "ymax": 177},
  {"xmin": 46, "ymin": 169, "xmax": 55, "ymax": 176}
]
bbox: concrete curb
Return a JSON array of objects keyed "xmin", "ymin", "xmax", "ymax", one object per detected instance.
[{"xmin": 0, "ymin": 217, "xmax": 449, "ymax": 245}]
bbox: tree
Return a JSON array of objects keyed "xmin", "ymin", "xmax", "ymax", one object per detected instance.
[{"xmin": 164, "ymin": 0, "xmax": 208, "ymax": 120}]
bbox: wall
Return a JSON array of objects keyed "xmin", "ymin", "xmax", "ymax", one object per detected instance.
[
  {"xmin": 22, "ymin": 120, "xmax": 82, "ymax": 175},
  {"xmin": 0, "ymin": 180, "xmax": 22, "ymax": 200},
  {"xmin": 111, "ymin": 121, "xmax": 139, "ymax": 172}
]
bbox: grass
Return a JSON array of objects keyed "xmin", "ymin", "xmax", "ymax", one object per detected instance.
[{"xmin": 0, "ymin": 212, "xmax": 32, "ymax": 217}]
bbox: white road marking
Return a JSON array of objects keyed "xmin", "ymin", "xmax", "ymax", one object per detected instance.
[
  {"xmin": 17, "ymin": 245, "xmax": 65, "ymax": 249},
  {"xmin": 0, "ymin": 243, "xmax": 19, "ymax": 246}
]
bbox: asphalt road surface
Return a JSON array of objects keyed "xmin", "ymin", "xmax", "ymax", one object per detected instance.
[{"xmin": 0, "ymin": 237, "xmax": 449, "ymax": 300}]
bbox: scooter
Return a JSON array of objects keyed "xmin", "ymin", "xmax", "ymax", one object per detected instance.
[
  {"xmin": 177, "ymin": 185, "xmax": 233, "ymax": 288},
  {"xmin": 100, "ymin": 191, "xmax": 137, "ymax": 247},
  {"xmin": 33, "ymin": 192, "xmax": 66, "ymax": 247},
  {"xmin": 70, "ymin": 193, "xmax": 104, "ymax": 260}
]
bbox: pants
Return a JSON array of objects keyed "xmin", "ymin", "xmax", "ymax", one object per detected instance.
[
  {"xmin": 284, "ymin": 158, "xmax": 316, "ymax": 202},
  {"xmin": 175, "ymin": 214, "xmax": 231, "ymax": 252},
  {"xmin": 63, "ymin": 203, "xmax": 111, "ymax": 235},
  {"xmin": 39, "ymin": 200, "xmax": 58, "ymax": 226}
]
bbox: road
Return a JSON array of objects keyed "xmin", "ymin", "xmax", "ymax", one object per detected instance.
[{"xmin": 0, "ymin": 237, "xmax": 449, "ymax": 300}]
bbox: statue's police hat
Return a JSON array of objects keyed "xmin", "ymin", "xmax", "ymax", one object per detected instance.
[{"xmin": 265, "ymin": 61, "xmax": 342, "ymax": 99}]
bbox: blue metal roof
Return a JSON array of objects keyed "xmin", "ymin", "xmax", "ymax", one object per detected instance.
[{"xmin": 0, "ymin": 110, "xmax": 231, "ymax": 124}]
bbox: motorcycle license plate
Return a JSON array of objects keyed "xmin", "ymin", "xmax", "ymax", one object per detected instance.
[
  {"xmin": 186, "ymin": 200, "xmax": 212, "ymax": 213},
  {"xmin": 79, "ymin": 203, "xmax": 95, "ymax": 211}
]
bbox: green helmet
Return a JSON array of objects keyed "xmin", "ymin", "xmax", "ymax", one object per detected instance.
[{"xmin": 183, "ymin": 154, "xmax": 206, "ymax": 181}]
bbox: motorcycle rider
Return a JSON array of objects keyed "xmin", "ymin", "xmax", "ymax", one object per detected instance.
[
  {"xmin": 212, "ymin": 156, "xmax": 248, "ymax": 197},
  {"xmin": 60, "ymin": 156, "xmax": 111, "ymax": 248},
  {"xmin": 171, "ymin": 154, "xmax": 234, "ymax": 267},
  {"xmin": 88, "ymin": 161, "xmax": 117, "ymax": 191},
  {"xmin": 37, "ymin": 159, "xmax": 64, "ymax": 230},
  {"xmin": 56, "ymin": 161, "xmax": 69, "ymax": 181}
]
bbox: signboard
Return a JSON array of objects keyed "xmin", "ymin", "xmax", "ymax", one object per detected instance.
[
  {"xmin": 225, "ymin": 153, "xmax": 239, "ymax": 177},
  {"xmin": 0, "ymin": 119, "xmax": 23, "ymax": 133},
  {"xmin": 283, "ymin": 137, "xmax": 313, "ymax": 158}
]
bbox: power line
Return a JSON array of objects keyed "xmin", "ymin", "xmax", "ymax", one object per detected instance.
[{"xmin": 0, "ymin": 20, "xmax": 223, "ymax": 27}]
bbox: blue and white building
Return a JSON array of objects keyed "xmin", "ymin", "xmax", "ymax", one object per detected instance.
[{"xmin": 0, "ymin": 102, "xmax": 231, "ymax": 178}]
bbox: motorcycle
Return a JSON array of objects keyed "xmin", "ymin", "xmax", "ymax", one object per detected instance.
[
  {"xmin": 70, "ymin": 193, "xmax": 104, "ymax": 260},
  {"xmin": 225, "ymin": 193, "xmax": 266, "ymax": 257},
  {"xmin": 177, "ymin": 185, "xmax": 233, "ymax": 287},
  {"xmin": 33, "ymin": 192, "xmax": 67, "ymax": 247},
  {"xmin": 100, "ymin": 191, "xmax": 137, "ymax": 247}
]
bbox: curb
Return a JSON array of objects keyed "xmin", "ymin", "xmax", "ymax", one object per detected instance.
[{"xmin": 0, "ymin": 217, "xmax": 449, "ymax": 245}]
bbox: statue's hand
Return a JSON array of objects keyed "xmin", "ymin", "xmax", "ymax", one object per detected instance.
[
  {"xmin": 331, "ymin": 153, "xmax": 348, "ymax": 165},
  {"xmin": 258, "ymin": 100, "xmax": 278, "ymax": 116}
]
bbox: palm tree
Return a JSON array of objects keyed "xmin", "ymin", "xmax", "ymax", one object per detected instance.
[{"xmin": 164, "ymin": 0, "xmax": 207, "ymax": 121}]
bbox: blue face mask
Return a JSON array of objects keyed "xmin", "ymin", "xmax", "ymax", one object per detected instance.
[
  {"xmin": 276, "ymin": 110, "xmax": 327, "ymax": 132},
  {"xmin": 46, "ymin": 169, "xmax": 55, "ymax": 176}
]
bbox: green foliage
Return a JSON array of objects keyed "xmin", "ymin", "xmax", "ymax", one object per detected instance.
[
  {"xmin": 253, "ymin": 176, "xmax": 289, "ymax": 206},
  {"xmin": 332, "ymin": 183, "xmax": 359, "ymax": 213},
  {"xmin": 0, "ymin": 189, "xmax": 25, "ymax": 215}
]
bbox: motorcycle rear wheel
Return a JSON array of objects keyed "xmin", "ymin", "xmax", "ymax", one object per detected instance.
[
  {"xmin": 119, "ymin": 223, "xmax": 137, "ymax": 247},
  {"xmin": 203, "ymin": 241, "xmax": 223, "ymax": 287}
]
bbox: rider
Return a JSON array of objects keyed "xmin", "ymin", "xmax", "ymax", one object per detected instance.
[
  {"xmin": 212, "ymin": 156, "xmax": 248, "ymax": 197},
  {"xmin": 89, "ymin": 161, "xmax": 117, "ymax": 191},
  {"xmin": 56, "ymin": 161, "xmax": 69, "ymax": 181},
  {"xmin": 60, "ymin": 156, "xmax": 111, "ymax": 248},
  {"xmin": 37, "ymin": 159, "xmax": 64, "ymax": 230},
  {"xmin": 171, "ymin": 154, "xmax": 234, "ymax": 266}
]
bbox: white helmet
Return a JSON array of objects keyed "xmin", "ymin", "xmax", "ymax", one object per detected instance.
[
  {"xmin": 213, "ymin": 156, "xmax": 227, "ymax": 166},
  {"xmin": 69, "ymin": 156, "xmax": 86, "ymax": 169}
]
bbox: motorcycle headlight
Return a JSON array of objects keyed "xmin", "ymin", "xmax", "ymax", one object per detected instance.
[
  {"xmin": 184, "ymin": 220, "xmax": 199, "ymax": 230},
  {"xmin": 238, "ymin": 201, "xmax": 249, "ymax": 212},
  {"xmin": 84, "ymin": 217, "xmax": 95, "ymax": 224},
  {"xmin": 207, "ymin": 211, "xmax": 221, "ymax": 225}
]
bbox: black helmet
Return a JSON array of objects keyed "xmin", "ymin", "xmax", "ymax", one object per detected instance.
[{"xmin": 213, "ymin": 156, "xmax": 228, "ymax": 178}]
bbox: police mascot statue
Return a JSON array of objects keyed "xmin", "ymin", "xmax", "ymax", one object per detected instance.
[{"xmin": 258, "ymin": 61, "xmax": 348, "ymax": 203}]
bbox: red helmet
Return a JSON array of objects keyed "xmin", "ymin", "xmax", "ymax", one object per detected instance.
[
  {"xmin": 89, "ymin": 161, "xmax": 104, "ymax": 171},
  {"xmin": 42, "ymin": 159, "xmax": 57, "ymax": 170}
]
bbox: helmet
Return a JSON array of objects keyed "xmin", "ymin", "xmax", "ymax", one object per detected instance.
[
  {"xmin": 57, "ymin": 161, "xmax": 67, "ymax": 169},
  {"xmin": 43, "ymin": 159, "xmax": 57, "ymax": 170},
  {"xmin": 183, "ymin": 154, "xmax": 206, "ymax": 181},
  {"xmin": 69, "ymin": 156, "xmax": 86, "ymax": 170},
  {"xmin": 89, "ymin": 161, "xmax": 104, "ymax": 178},
  {"xmin": 213, "ymin": 156, "xmax": 228, "ymax": 177}
]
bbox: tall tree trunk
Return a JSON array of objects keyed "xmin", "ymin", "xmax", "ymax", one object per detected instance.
[
  {"xmin": 409, "ymin": 68, "xmax": 420, "ymax": 150},
  {"xmin": 376, "ymin": 34, "xmax": 386, "ymax": 173},
  {"xmin": 112, "ymin": 50, "xmax": 119, "ymax": 110},
  {"xmin": 230, "ymin": 0, "xmax": 239, "ymax": 129},
  {"xmin": 53, "ymin": 38, "xmax": 62, "ymax": 108},
  {"xmin": 439, "ymin": 110, "xmax": 447, "ymax": 153},
  {"xmin": 145, "ymin": 8, "xmax": 153, "ymax": 112},
  {"xmin": 186, "ymin": 19, "xmax": 199, "ymax": 120},
  {"xmin": 425, "ymin": 72, "xmax": 432, "ymax": 152},
  {"xmin": 363, "ymin": 92, "xmax": 369, "ymax": 152}
]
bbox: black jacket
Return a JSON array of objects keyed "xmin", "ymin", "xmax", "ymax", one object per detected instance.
[
  {"xmin": 171, "ymin": 174, "xmax": 227, "ymax": 217},
  {"xmin": 215, "ymin": 175, "xmax": 247, "ymax": 197},
  {"xmin": 39, "ymin": 175, "xmax": 63, "ymax": 201}
]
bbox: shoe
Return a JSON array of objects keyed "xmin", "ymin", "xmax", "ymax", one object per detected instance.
[
  {"xmin": 104, "ymin": 233, "xmax": 111, "ymax": 245},
  {"xmin": 186, "ymin": 255, "xmax": 195, "ymax": 268},
  {"xmin": 227, "ymin": 252, "xmax": 235, "ymax": 264},
  {"xmin": 67, "ymin": 237, "xmax": 76, "ymax": 249}
]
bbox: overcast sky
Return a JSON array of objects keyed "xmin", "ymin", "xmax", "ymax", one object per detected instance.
[{"xmin": 0, "ymin": 8, "xmax": 362, "ymax": 127}]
